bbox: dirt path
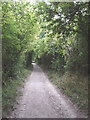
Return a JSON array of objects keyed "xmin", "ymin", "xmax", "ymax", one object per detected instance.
[{"xmin": 10, "ymin": 63, "xmax": 86, "ymax": 118}]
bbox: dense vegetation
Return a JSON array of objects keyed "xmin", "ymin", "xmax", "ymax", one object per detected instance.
[
  {"xmin": 2, "ymin": 2, "xmax": 38, "ymax": 116},
  {"xmin": 2, "ymin": 2, "xmax": 39, "ymax": 83},
  {"xmin": 34, "ymin": 2, "xmax": 88, "ymax": 74},
  {"xmin": 2, "ymin": 1, "xmax": 89, "ymax": 116},
  {"xmin": 33, "ymin": 1, "xmax": 88, "ymax": 112}
]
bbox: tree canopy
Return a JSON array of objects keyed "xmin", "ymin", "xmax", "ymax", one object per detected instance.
[{"xmin": 2, "ymin": 1, "xmax": 89, "ymax": 83}]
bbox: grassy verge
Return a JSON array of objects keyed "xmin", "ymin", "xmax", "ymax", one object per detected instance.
[
  {"xmin": 47, "ymin": 70, "xmax": 88, "ymax": 113},
  {"xmin": 41, "ymin": 64, "xmax": 88, "ymax": 114},
  {"xmin": 2, "ymin": 66, "xmax": 32, "ymax": 117}
]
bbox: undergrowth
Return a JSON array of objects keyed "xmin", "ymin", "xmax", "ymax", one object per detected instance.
[
  {"xmin": 2, "ymin": 67, "xmax": 31, "ymax": 117},
  {"xmin": 46, "ymin": 69, "xmax": 88, "ymax": 113}
]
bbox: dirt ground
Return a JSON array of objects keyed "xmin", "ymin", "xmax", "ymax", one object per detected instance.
[{"xmin": 9, "ymin": 63, "xmax": 87, "ymax": 118}]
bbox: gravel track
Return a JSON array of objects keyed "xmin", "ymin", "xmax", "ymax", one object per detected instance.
[{"xmin": 10, "ymin": 63, "xmax": 87, "ymax": 118}]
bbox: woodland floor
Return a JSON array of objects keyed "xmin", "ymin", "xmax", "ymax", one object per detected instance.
[{"xmin": 9, "ymin": 63, "xmax": 87, "ymax": 118}]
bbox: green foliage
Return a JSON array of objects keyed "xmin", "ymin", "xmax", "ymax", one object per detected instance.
[
  {"xmin": 47, "ymin": 70, "xmax": 88, "ymax": 111},
  {"xmin": 2, "ymin": 1, "xmax": 88, "ymax": 116},
  {"xmin": 2, "ymin": 2, "xmax": 39, "ymax": 83},
  {"xmin": 25, "ymin": 51, "xmax": 33, "ymax": 68},
  {"xmin": 2, "ymin": 1, "xmax": 89, "ymax": 81},
  {"xmin": 33, "ymin": 1, "xmax": 88, "ymax": 74},
  {"xmin": 2, "ymin": 67, "xmax": 30, "ymax": 117}
]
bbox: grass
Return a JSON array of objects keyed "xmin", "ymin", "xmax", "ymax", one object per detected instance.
[
  {"xmin": 46, "ymin": 69, "xmax": 88, "ymax": 113},
  {"xmin": 2, "ymin": 67, "xmax": 32, "ymax": 117}
]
